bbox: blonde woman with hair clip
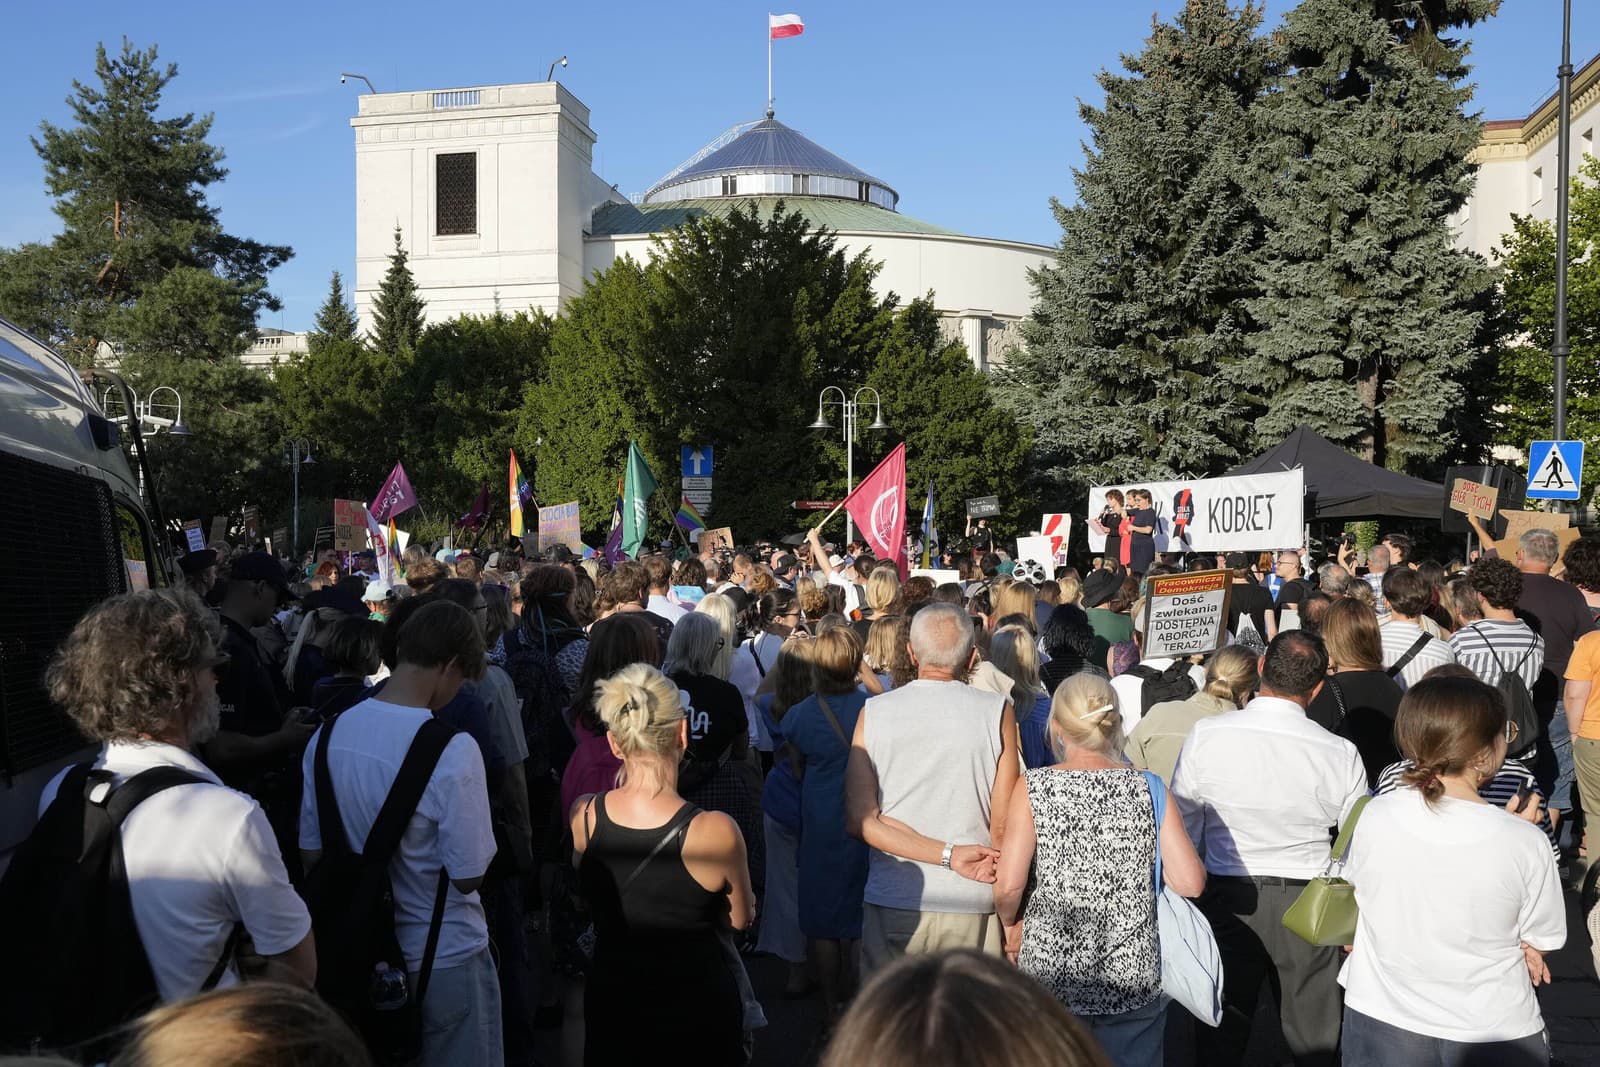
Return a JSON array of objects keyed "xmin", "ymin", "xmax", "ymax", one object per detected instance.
[
  {"xmin": 1127, "ymin": 646, "xmax": 1259, "ymax": 785},
  {"xmin": 994, "ymin": 674, "xmax": 1204, "ymax": 1065},
  {"xmin": 570, "ymin": 664, "xmax": 754, "ymax": 1065}
]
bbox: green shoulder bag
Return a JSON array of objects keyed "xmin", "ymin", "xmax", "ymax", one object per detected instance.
[{"xmin": 1282, "ymin": 795, "xmax": 1370, "ymax": 947}]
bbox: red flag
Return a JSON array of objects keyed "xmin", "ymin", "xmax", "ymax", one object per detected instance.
[{"xmin": 843, "ymin": 443, "xmax": 907, "ymax": 577}]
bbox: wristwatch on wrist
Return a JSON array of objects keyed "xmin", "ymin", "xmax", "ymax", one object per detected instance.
[{"xmin": 940, "ymin": 842, "xmax": 955, "ymax": 870}]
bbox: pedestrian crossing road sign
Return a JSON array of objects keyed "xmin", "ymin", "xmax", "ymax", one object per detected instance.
[{"xmin": 1526, "ymin": 440, "xmax": 1585, "ymax": 501}]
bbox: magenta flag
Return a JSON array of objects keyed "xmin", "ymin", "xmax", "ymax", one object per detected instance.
[
  {"xmin": 369, "ymin": 462, "xmax": 418, "ymax": 523},
  {"xmin": 843, "ymin": 443, "xmax": 908, "ymax": 578},
  {"xmin": 458, "ymin": 482, "xmax": 491, "ymax": 530}
]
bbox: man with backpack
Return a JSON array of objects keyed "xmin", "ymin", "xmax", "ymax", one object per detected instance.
[
  {"xmin": 0, "ymin": 589, "xmax": 314, "ymax": 1054},
  {"xmin": 299, "ymin": 599, "xmax": 501, "ymax": 1067},
  {"xmin": 1108, "ymin": 608, "xmax": 1206, "ymax": 731}
]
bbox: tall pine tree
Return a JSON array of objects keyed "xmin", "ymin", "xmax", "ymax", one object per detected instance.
[
  {"xmin": 307, "ymin": 270, "xmax": 359, "ymax": 355},
  {"xmin": 368, "ymin": 226, "xmax": 425, "ymax": 358},
  {"xmin": 1245, "ymin": 0, "xmax": 1502, "ymax": 471},
  {"xmin": 997, "ymin": 0, "xmax": 1270, "ymax": 499}
]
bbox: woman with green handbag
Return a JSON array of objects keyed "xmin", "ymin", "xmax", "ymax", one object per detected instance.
[{"xmin": 1338, "ymin": 674, "xmax": 1565, "ymax": 1065}]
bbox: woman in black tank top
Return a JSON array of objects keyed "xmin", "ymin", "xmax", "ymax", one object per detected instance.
[{"xmin": 571, "ymin": 664, "xmax": 754, "ymax": 1066}]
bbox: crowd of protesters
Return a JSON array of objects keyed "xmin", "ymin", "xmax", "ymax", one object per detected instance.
[{"xmin": 7, "ymin": 503, "xmax": 1600, "ymax": 1067}]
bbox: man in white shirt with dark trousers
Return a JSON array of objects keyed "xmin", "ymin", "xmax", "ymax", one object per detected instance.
[{"xmin": 1172, "ymin": 630, "xmax": 1367, "ymax": 1067}]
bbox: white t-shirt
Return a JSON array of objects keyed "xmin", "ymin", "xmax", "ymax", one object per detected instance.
[
  {"xmin": 1339, "ymin": 788, "xmax": 1565, "ymax": 1042},
  {"xmin": 731, "ymin": 633, "xmax": 785, "ymax": 750},
  {"xmin": 299, "ymin": 699, "xmax": 497, "ymax": 970},
  {"xmin": 1110, "ymin": 658, "xmax": 1207, "ymax": 732},
  {"xmin": 40, "ymin": 741, "xmax": 310, "ymax": 1003},
  {"xmin": 646, "ymin": 594, "xmax": 689, "ymax": 624}
]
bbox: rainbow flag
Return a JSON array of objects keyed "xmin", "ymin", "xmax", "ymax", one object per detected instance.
[
  {"xmin": 674, "ymin": 496, "xmax": 706, "ymax": 532},
  {"xmin": 509, "ymin": 449, "xmax": 532, "ymax": 538},
  {"xmin": 388, "ymin": 518, "xmax": 401, "ymax": 569}
]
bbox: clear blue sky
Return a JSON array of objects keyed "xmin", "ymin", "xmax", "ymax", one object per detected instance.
[{"xmin": 1, "ymin": 0, "xmax": 1593, "ymax": 330}]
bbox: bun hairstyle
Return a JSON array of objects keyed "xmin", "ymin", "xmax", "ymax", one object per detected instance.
[
  {"xmin": 1049, "ymin": 673, "xmax": 1124, "ymax": 759},
  {"xmin": 595, "ymin": 663, "xmax": 686, "ymax": 782},
  {"xmin": 1395, "ymin": 674, "xmax": 1506, "ymax": 806},
  {"xmin": 1203, "ymin": 645, "xmax": 1259, "ymax": 708}
]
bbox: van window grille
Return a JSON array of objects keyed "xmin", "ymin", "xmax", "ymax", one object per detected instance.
[{"xmin": 0, "ymin": 451, "xmax": 121, "ymax": 778}]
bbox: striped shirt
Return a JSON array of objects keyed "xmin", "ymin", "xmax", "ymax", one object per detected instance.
[
  {"xmin": 1374, "ymin": 758, "xmax": 1559, "ymax": 859},
  {"xmin": 1448, "ymin": 620, "xmax": 1544, "ymax": 692},
  {"xmin": 1379, "ymin": 619, "xmax": 1456, "ymax": 690}
]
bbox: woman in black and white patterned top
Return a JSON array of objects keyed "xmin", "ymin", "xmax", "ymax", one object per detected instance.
[{"xmin": 994, "ymin": 674, "xmax": 1205, "ymax": 1067}]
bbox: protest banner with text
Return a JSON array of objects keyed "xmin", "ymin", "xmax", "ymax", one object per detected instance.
[
  {"xmin": 538, "ymin": 502, "xmax": 584, "ymax": 552},
  {"xmin": 1140, "ymin": 570, "xmax": 1232, "ymax": 659},
  {"xmin": 1087, "ymin": 469, "xmax": 1305, "ymax": 553},
  {"xmin": 332, "ymin": 499, "xmax": 368, "ymax": 552},
  {"xmin": 1449, "ymin": 478, "xmax": 1499, "ymax": 522}
]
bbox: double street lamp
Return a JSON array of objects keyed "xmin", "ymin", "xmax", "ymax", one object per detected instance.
[
  {"xmin": 809, "ymin": 386, "xmax": 891, "ymax": 545},
  {"xmin": 283, "ymin": 438, "xmax": 315, "ymax": 556}
]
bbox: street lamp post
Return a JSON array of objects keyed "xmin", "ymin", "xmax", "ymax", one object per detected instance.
[
  {"xmin": 809, "ymin": 386, "xmax": 891, "ymax": 545},
  {"xmin": 283, "ymin": 438, "xmax": 314, "ymax": 556},
  {"xmin": 1553, "ymin": 0, "xmax": 1574, "ymax": 445},
  {"xmin": 102, "ymin": 385, "xmax": 192, "ymax": 500}
]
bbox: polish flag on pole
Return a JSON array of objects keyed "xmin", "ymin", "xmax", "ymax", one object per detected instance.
[{"xmin": 769, "ymin": 13, "xmax": 804, "ymax": 38}]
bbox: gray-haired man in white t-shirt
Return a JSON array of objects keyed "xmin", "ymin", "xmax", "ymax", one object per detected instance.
[{"xmin": 846, "ymin": 602, "xmax": 1019, "ymax": 972}]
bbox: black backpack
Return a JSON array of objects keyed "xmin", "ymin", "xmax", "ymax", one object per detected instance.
[
  {"xmin": 304, "ymin": 714, "xmax": 457, "ymax": 1065},
  {"xmin": 0, "ymin": 764, "xmax": 235, "ymax": 1056},
  {"xmin": 1469, "ymin": 626, "xmax": 1542, "ymax": 759},
  {"xmin": 1125, "ymin": 661, "xmax": 1198, "ymax": 717}
]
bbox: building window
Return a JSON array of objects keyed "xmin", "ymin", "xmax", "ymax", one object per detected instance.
[
  {"xmin": 436, "ymin": 152, "xmax": 477, "ymax": 236},
  {"xmin": 1585, "ymin": 129, "xmax": 1594, "ymax": 159},
  {"xmin": 1531, "ymin": 166, "xmax": 1544, "ymax": 207},
  {"xmin": 721, "ymin": 175, "xmax": 736, "ymax": 196}
]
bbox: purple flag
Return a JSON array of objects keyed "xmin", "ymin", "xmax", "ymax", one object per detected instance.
[
  {"xmin": 603, "ymin": 490, "xmax": 626, "ymax": 563},
  {"xmin": 458, "ymin": 482, "xmax": 491, "ymax": 530},
  {"xmin": 369, "ymin": 462, "xmax": 418, "ymax": 523}
]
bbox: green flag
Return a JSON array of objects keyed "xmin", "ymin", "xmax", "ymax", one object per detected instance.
[{"xmin": 622, "ymin": 440, "xmax": 658, "ymax": 559}]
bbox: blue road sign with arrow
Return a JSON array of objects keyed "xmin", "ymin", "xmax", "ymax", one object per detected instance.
[
  {"xmin": 1526, "ymin": 440, "xmax": 1584, "ymax": 501},
  {"xmin": 682, "ymin": 445, "xmax": 714, "ymax": 479}
]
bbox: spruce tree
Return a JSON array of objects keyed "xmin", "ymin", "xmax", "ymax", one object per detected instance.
[
  {"xmin": 307, "ymin": 270, "xmax": 359, "ymax": 355},
  {"xmin": 996, "ymin": 0, "xmax": 1270, "ymax": 499},
  {"xmin": 1245, "ymin": 0, "xmax": 1502, "ymax": 471},
  {"xmin": 368, "ymin": 226, "xmax": 426, "ymax": 358}
]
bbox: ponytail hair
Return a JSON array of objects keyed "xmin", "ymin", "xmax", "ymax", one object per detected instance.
[
  {"xmin": 1395, "ymin": 674, "xmax": 1505, "ymax": 807},
  {"xmin": 1203, "ymin": 645, "xmax": 1259, "ymax": 708},
  {"xmin": 595, "ymin": 663, "xmax": 685, "ymax": 794}
]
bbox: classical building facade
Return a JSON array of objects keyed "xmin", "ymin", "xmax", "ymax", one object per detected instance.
[
  {"xmin": 349, "ymin": 81, "xmax": 1052, "ymax": 369},
  {"xmin": 1461, "ymin": 53, "xmax": 1600, "ymax": 261}
]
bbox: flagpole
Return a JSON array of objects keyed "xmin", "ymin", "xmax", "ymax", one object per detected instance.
[{"xmin": 767, "ymin": 13, "xmax": 773, "ymax": 116}]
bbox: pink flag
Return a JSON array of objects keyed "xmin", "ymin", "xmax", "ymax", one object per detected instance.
[
  {"xmin": 843, "ymin": 443, "xmax": 907, "ymax": 577},
  {"xmin": 369, "ymin": 462, "xmax": 418, "ymax": 523}
]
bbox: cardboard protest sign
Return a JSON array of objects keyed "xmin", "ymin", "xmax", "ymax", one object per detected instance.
[
  {"xmin": 332, "ymin": 499, "xmax": 367, "ymax": 552},
  {"xmin": 966, "ymin": 496, "xmax": 1000, "ymax": 518},
  {"xmin": 183, "ymin": 520, "xmax": 205, "ymax": 553},
  {"xmin": 243, "ymin": 506, "xmax": 262, "ymax": 544},
  {"xmin": 1088, "ymin": 470, "xmax": 1304, "ymax": 553},
  {"xmin": 271, "ymin": 527, "xmax": 289, "ymax": 553},
  {"xmin": 1494, "ymin": 509, "xmax": 1580, "ymax": 561},
  {"xmin": 124, "ymin": 559, "xmax": 149, "ymax": 592},
  {"xmin": 537, "ymin": 502, "xmax": 583, "ymax": 552},
  {"xmin": 1449, "ymin": 479, "xmax": 1499, "ymax": 522},
  {"xmin": 208, "ymin": 516, "xmax": 228, "ymax": 546},
  {"xmin": 1013, "ymin": 536, "xmax": 1058, "ymax": 583},
  {"xmin": 1140, "ymin": 569, "xmax": 1232, "ymax": 659},
  {"xmin": 702, "ymin": 527, "xmax": 735, "ymax": 554}
]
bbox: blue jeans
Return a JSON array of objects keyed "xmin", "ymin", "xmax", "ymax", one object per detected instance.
[
  {"xmin": 1549, "ymin": 703, "xmax": 1576, "ymax": 814},
  {"xmin": 1078, "ymin": 993, "xmax": 1165, "ymax": 1066},
  {"xmin": 1343, "ymin": 1007, "xmax": 1548, "ymax": 1066},
  {"xmin": 413, "ymin": 946, "xmax": 503, "ymax": 1067}
]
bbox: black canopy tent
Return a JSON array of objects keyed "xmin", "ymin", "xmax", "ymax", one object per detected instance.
[{"xmin": 1228, "ymin": 425, "xmax": 1446, "ymax": 520}]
